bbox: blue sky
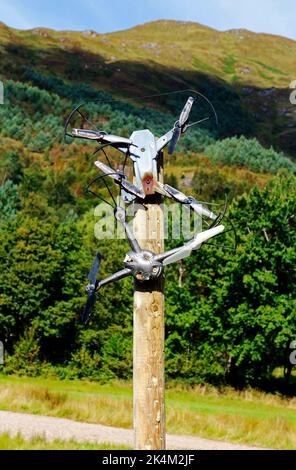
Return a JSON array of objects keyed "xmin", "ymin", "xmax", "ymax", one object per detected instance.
[{"xmin": 0, "ymin": 0, "xmax": 296, "ymax": 40}]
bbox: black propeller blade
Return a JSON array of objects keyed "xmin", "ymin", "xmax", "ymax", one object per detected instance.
[
  {"xmin": 88, "ymin": 252, "xmax": 102, "ymax": 285},
  {"xmin": 168, "ymin": 124, "xmax": 181, "ymax": 155},
  {"xmin": 168, "ymin": 96, "xmax": 195, "ymax": 155},
  {"xmin": 81, "ymin": 252, "xmax": 102, "ymax": 324}
]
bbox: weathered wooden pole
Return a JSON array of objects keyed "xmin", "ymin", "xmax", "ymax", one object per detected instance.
[{"xmin": 133, "ymin": 154, "xmax": 165, "ymax": 450}]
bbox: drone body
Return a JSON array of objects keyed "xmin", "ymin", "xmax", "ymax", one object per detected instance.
[{"xmin": 129, "ymin": 129, "xmax": 158, "ymax": 196}]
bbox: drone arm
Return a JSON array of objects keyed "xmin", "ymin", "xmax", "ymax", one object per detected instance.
[
  {"xmin": 156, "ymin": 129, "xmax": 174, "ymax": 152},
  {"xmin": 155, "ymin": 224, "xmax": 225, "ymax": 265},
  {"xmin": 114, "ymin": 207, "xmax": 141, "ymax": 253},
  {"xmin": 154, "ymin": 245, "xmax": 183, "ymax": 263},
  {"xmin": 71, "ymin": 128, "xmax": 132, "ymax": 147},
  {"xmin": 71, "ymin": 128, "xmax": 106, "ymax": 140},
  {"xmin": 97, "ymin": 268, "xmax": 132, "ymax": 290},
  {"xmin": 122, "ymin": 220, "xmax": 141, "ymax": 253},
  {"xmin": 190, "ymin": 200, "xmax": 216, "ymax": 221},
  {"xmin": 94, "ymin": 161, "xmax": 145, "ymax": 199},
  {"xmin": 155, "ymin": 182, "xmax": 217, "ymax": 221}
]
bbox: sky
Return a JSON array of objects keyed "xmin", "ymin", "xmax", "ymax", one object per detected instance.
[{"xmin": 0, "ymin": 0, "xmax": 296, "ymax": 40}]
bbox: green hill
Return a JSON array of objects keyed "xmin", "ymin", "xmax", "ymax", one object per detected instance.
[{"xmin": 0, "ymin": 20, "xmax": 296, "ymax": 155}]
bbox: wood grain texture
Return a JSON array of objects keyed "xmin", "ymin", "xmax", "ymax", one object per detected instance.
[{"xmin": 133, "ymin": 190, "xmax": 165, "ymax": 450}]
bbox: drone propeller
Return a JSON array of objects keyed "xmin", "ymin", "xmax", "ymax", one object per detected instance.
[
  {"xmin": 81, "ymin": 252, "xmax": 102, "ymax": 324},
  {"xmin": 168, "ymin": 96, "xmax": 195, "ymax": 155},
  {"xmin": 168, "ymin": 125, "xmax": 182, "ymax": 155},
  {"xmin": 162, "ymin": 224, "xmax": 224, "ymax": 266}
]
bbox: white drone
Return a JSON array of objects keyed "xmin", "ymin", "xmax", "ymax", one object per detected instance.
[{"xmin": 65, "ymin": 93, "xmax": 234, "ymax": 323}]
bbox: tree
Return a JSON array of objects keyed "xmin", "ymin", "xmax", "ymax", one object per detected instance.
[
  {"xmin": 0, "ymin": 150, "xmax": 24, "ymax": 184},
  {"xmin": 205, "ymin": 136, "xmax": 296, "ymax": 174},
  {"xmin": 0, "ymin": 180, "xmax": 20, "ymax": 222}
]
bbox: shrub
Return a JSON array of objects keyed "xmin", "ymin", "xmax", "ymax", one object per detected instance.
[{"xmin": 205, "ymin": 136, "xmax": 296, "ymax": 174}]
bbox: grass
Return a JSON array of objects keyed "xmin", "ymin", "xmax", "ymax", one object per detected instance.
[
  {"xmin": 251, "ymin": 59, "xmax": 287, "ymax": 76},
  {"xmin": 0, "ymin": 374, "xmax": 296, "ymax": 449},
  {"xmin": 223, "ymin": 55, "xmax": 236, "ymax": 75},
  {"xmin": 0, "ymin": 433, "xmax": 130, "ymax": 450},
  {"xmin": 192, "ymin": 57, "xmax": 220, "ymax": 77}
]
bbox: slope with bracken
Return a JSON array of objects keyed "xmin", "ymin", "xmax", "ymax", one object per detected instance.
[{"xmin": 0, "ymin": 20, "xmax": 295, "ymax": 156}]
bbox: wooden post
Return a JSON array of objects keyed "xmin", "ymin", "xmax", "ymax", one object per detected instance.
[{"xmin": 133, "ymin": 156, "xmax": 165, "ymax": 450}]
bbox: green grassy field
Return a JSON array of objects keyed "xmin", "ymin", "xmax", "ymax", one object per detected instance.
[
  {"xmin": 0, "ymin": 433, "xmax": 130, "ymax": 450},
  {"xmin": 0, "ymin": 375, "xmax": 295, "ymax": 449}
]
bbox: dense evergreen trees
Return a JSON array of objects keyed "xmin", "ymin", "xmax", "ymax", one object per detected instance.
[{"xmin": 205, "ymin": 136, "xmax": 296, "ymax": 174}]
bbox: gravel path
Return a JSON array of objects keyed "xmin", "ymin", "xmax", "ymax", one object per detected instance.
[{"xmin": 0, "ymin": 410, "xmax": 264, "ymax": 450}]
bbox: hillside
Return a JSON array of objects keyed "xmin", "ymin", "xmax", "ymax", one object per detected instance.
[
  {"xmin": 0, "ymin": 20, "xmax": 296, "ymax": 155},
  {"xmin": 1, "ymin": 20, "xmax": 296, "ymax": 87},
  {"xmin": 0, "ymin": 20, "xmax": 295, "ymax": 390}
]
